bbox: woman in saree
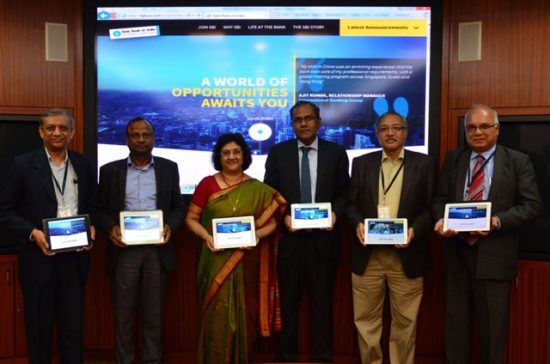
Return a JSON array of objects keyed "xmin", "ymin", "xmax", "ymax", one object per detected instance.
[{"xmin": 185, "ymin": 133, "xmax": 286, "ymax": 364}]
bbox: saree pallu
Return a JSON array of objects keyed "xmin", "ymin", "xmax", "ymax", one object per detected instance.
[{"xmin": 195, "ymin": 179, "xmax": 286, "ymax": 364}]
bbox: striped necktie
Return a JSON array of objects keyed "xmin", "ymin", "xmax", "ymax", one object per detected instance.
[
  {"xmin": 466, "ymin": 155, "xmax": 485, "ymax": 246},
  {"xmin": 468, "ymin": 155, "xmax": 485, "ymax": 201}
]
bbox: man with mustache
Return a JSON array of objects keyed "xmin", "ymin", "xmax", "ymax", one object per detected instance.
[
  {"xmin": 96, "ymin": 117, "xmax": 185, "ymax": 363},
  {"xmin": 346, "ymin": 111, "xmax": 437, "ymax": 364},
  {"xmin": 264, "ymin": 101, "xmax": 350, "ymax": 362}
]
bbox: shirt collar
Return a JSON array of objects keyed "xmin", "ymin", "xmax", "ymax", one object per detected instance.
[
  {"xmin": 297, "ymin": 137, "xmax": 319, "ymax": 151},
  {"xmin": 470, "ymin": 144, "xmax": 496, "ymax": 160},
  {"xmin": 127, "ymin": 155, "xmax": 155, "ymax": 169},
  {"xmin": 381, "ymin": 147, "xmax": 405, "ymax": 162},
  {"xmin": 45, "ymin": 148, "xmax": 68, "ymax": 164}
]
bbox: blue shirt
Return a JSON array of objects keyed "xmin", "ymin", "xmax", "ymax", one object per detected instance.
[{"xmin": 125, "ymin": 156, "xmax": 157, "ymax": 211}]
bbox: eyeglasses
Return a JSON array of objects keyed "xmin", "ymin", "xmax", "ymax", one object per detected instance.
[
  {"xmin": 292, "ymin": 115, "xmax": 318, "ymax": 124},
  {"xmin": 465, "ymin": 124, "xmax": 498, "ymax": 134},
  {"xmin": 377, "ymin": 126, "xmax": 406, "ymax": 134},
  {"xmin": 41, "ymin": 125, "xmax": 72, "ymax": 134},
  {"xmin": 221, "ymin": 149, "xmax": 242, "ymax": 158}
]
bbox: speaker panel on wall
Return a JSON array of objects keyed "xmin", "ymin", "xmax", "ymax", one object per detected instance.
[
  {"xmin": 45, "ymin": 22, "xmax": 68, "ymax": 62},
  {"xmin": 458, "ymin": 21, "xmax": 482, "ymax": 62}
]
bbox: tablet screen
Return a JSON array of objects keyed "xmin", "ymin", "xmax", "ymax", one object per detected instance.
[{"xmin": 43, "ymin": 215, "xmax": 92, "ymax": 252}]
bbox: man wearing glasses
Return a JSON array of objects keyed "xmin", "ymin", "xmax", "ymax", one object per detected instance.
[
  {"xmin": 346, "ymin": 111, "xmax": 437, "ymax": 364},
  {"xmin": 0, "ymin": 109, "xmax": 96, "ymax": 363},
  {"xmin": 432, "ymin": 104, "xmax": 541, "ymax": 363},
  {"xmin": 264, "ymin": 101, "xmax": 349, "ymax": 362}
]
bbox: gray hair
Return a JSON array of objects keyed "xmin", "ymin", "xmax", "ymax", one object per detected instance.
[
  {"xmin": 464, "ymin": 104, "xmax": 499, "ymax": 126},
  {"xmin": 39, "ymin": 108, "xmax": 75, "ymax": 128}
]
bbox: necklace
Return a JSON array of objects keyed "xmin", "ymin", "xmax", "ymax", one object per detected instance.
[
  {"xmin": 227, "ymin": 188, "xmax": 243, "ymax": 212},
  {"xmin": 220, "ymin": 172, "xmax": 244, "ymax": 187},
  {"xmin": 221, "ymin": 173, "xmax": 244, "ymax": 212}
]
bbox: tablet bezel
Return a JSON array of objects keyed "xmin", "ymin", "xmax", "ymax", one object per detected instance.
[
  {"xmin": 120, "ymin": 209, "xmax": 164, "ymax": 245},
  {"xmin": 290, "ymin": 202, "xmax": 332, "ymax": 230},
  {"xmin": 364, "ymin": 218, "xmax": 408, "ymax": 245},
  {"xmin": 443, "ymin": 201, "xmax": 492, "ymax": 232},
  {"xmin": 43, "ymin": 214, "xmax": 92, "ymax": 253},
  {"xmin": 212, "ymin": 215, "xmax": 256, "ymax": 249}
]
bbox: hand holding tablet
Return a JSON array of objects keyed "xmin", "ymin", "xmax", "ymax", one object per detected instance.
[
  {"xmin": 212, "ymin": 216, "xmax": 256, "ymax": 249},
  {"xmin": 363, "ymin": 218, "xmax": 408, "ymax": 245},
  {"xmin": 120, "ymin": 210, "xmax": 164, "ymax": 245},
  {"xmin": 443, "ymin": 202, "xmax": 492, "ymax": 232},
  {"xmin": 291, "ymin": 203, "xmax": 332, "ymax": 230},
  {"xmin": 43, "ymin": 215, "xmax": 93, "ymax": 253}
]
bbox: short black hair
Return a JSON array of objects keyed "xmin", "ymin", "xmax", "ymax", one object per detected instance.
[
  {"xmin": 212, "ymin": 133, "xmax": 253, "ymax": 171},
  {"xmin": 290, "ymin": 100, "xmax": 321, "ymax": 121},
  {"xmin": 125, "ymin": 117, "xmax": 155, "ymax": 136}
]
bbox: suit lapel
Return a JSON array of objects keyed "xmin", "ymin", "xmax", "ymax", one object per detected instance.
[
  {"xmin": 488, "ymin": 145, "xmax": 504, "ymax": 201},
  {"xmin": 455, "ymin": 149, "xmax": 470, "ymax": 201},
  {"xmin": 33, "ymin": 149, "xmax": 57, "ymax": 202},
  {"xmin": 154, "ymin": 158, "xmax": 162, "ymax": 209},
  {"xmin": 68, "ymin": 151, "xmax": 84, "ymax": 211},
  {"xmin": 118, "ymin": 160, "xmax": 128, "ymax": 210},
  {"xmin": 315, "ymin": 141, "xmax": 325, "ymax": 198},
  {"xmin": 368, "ymin": 153, "xmax": 381, "ymax": 206},
  {"xmin": 397, "ymin": 150, "xmax": 412, "ymax": 215},
  {"xmin": 288, "ymin": 140, "xmax": 300, "ymax": 194}
]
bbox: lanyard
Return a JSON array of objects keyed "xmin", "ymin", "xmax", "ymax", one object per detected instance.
[
  {"xmin": 50, "ymin": 161, "xmax": 69, "ymax": 196},
  {"xmin": 381, "ymin": 159, "xmax": 404, "ymax": 198},
  {"xmin": 466, "ymin": 151, "xmax": 495, "ymax": 188}
]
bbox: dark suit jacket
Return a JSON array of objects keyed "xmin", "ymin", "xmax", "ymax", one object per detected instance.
[
  {"xmin": 0, "ymin": 148, "xmax": 96, "ymax": 288},
  {"xmin": 432, "ymin": 144, "xmax": 542, "ymax": 280},
  {"xmin": 264, "ymin": 138, "xmax": 350, "ymax": 258},
  {"xmin": 96, "ymin": 156, "xmax": 185, "ymax": 275},
  {"xmin": 346, "ymin": 149, "xmax": 437, "ymax": 278}
]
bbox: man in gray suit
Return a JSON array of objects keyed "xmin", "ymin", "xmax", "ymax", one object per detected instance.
[
  {"xmin": 346, "ymin": 111, "xmax": 437, "ymax": 364},
  {"xmin": 96, "ymin": 117, "xmax": 185, "ymax": 364},
  {"xmin": 433, "ymin": 104, "xmax": 542, "ymax": 364}
]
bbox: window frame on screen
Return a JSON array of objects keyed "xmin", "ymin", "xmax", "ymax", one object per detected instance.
[{"xmin": 83, "ymin": 0, "xmax": 442, "ymax": 195}]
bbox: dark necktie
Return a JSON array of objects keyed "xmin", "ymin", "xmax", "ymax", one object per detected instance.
[{"xmin": 300, "ymin": 146, "xmax": 312, "ymax": 203}]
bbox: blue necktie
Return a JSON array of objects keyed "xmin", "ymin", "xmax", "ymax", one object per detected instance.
[{"xmin": 300, "ymin": 146, "xmax": 312, "ymax": 203}]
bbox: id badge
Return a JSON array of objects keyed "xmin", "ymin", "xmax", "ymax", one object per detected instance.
[
  {"xmin": 58, "ymin": 206, "xmax": 72, "ymax": 218},
  {"xmin": 377, "ymin": 205, "xmax": 390, "ymax": 219}
]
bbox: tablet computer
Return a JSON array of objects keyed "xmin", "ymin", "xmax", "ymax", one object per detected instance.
[
  {"xmin": 212, "ymin": 215, "xmax": 256, "ymax": 249},
  {"xmin": 364, "ymin": 218, "xmax": 408, "ymax": 245},
  {"xmin": 120, "ymin": 210, "xmax": 164, "ymax": 245},
  {"xmin": 43, "ymin": 214, "xmax": 92, "ymax": 253},
  {"xmin": 443, "ymin": 202, "xmax": 492, "ymax": 232},
  {"xmin": 291, "ymin": 202, "xmax": 332, "ymax": 230}
]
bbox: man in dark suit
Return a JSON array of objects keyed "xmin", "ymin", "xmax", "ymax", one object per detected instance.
[
  {"xmin": 0, "ymin": 108, "xmax": 96, "ymax": 364},
  {"xmin": 346, "ymin": 111, "xmax": 437, "ymax": 364},
  {"xmin": 433, "ymin": 104, "xmax": 542, "ymax": 364},
  {"xmin": 96, "ymin": 117, "xmax": 185, "ymax": 364},
  {"xmin": 264, "ymin": 101, "xmax": 350, "ymax": 362}
]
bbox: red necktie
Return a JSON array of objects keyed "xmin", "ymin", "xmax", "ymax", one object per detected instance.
[
  {"xmin": 466, "ymin": 155, "xmax": 485, "ymax": 245},
  {"xmin": 468, "ymin": 155, "xmax": 485, "ymax": 201}
]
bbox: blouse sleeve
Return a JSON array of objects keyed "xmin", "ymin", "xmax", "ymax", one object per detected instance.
[{"xmin": 190, "ymin": 175, "xmax": 219, "ymax": 209}]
